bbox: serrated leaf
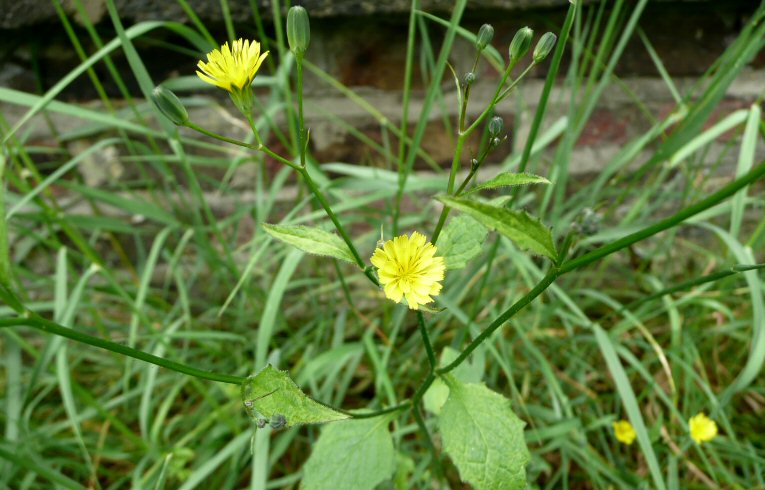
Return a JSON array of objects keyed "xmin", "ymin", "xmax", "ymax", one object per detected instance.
[
  {"xmin": 436, "ymin": 215, "xmax": 488, "ymax": 270},
  {"xmin": 302, "ymin": 416, "xmax": 395, "ymax": 490},
  {"xmin": 240, "ymin": 365, "xmax": 349, "ymax": 428},
  {"xmin": 424, "ymin": 347, "xmax": 483, "ymax": 415},
  {"xmin": 438, "ymin": 376, "xmax": 529, "ymax": 489},
  {"xmin": 436, "ymin": 195, "xmax": 557, "ymax": 260},
  {"xmin": 262, "ymin": 223, "xmax": 356, "ymax": 264},
  {"xmin": 466, "ymin": 172, "xmax": 550, "ymax": 195}
]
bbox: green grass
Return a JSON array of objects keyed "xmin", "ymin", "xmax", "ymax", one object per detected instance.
[{"xmin": 1, "ymin": 0, "xmax": 765, "ymax": 488}]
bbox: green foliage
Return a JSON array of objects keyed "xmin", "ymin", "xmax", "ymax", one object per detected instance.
[
  {"xmin": 438, "ymin": 375, "xmax": 529, "ymax": 489},
  {"xmin": 465, "ymin": 172, "xmax": 550, "ymax": 195},
  {"xmin": 436, "ymin": 195, "xmax": 557, "ymax": 260},
  {"xmin": 436, "ymin": 215, "xmax": 489, "ymax": 270},
  {"xmin": 241, "ymin": 365, "xmax": 349, "ymax": 427},
  {"xmin": 262, "ymin": 223, "xmax": 357, "ymax": 264},
  {"xmin": 302, "ymin": 416, "xmax": 396, "ymax": 490}
]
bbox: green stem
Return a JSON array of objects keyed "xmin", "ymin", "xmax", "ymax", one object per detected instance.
[
  {"xmin": 297, "ymin": 166, "xmax": 380, "ymax": 287},
  {"xmin": 494, "ymin": 62, "xmax": 537, "ymax": 104},
  {"xmin": 439, "ymin": 157, "xmax": 765, "ymax": 374},
  {"xmin": 411, "ymin": 372, "xmax": 436, "ymax": 405},
  {"xmin": 345, "ymin": 403, "xmax": 411, "ymax": 419},
  {"xmin": 432, "ymin": 60, "xmax": 529, "ymax": 243},
  {"xmin": 438, "ymin": 269, "xmax": 559, "ymax": 374},
  {"xmin": 0, "ymin": 312, "xmax": 411, "ymax": 420},
  {"xmin": 0, "ymin": 314, "xmax": 246, "ymax": 384},
  {"xmin": 290, "ymin": 55, "xmax": 379, "ymax": 286},
  {"xmin": 458, "ymin": 52, "xmax": 482, "ymax": 132},
  {"xmin": 417, "ymin": 310, "xmax": 437, "ymax": 370},
  {"xmin": 626, "ymin": 263, "xmax": 764, "ymax": 311},
  {"xmin": 559, "ymin": 160, "xmax": 765, "ymax": 275},
  {"xmin": 431, "ymin": 133, "xmax": 467, "ymax": 243},
  {"xmin": 184, "ymin": 121, "xmax": 299, "ymax": 170},
  {"xmin": 295, "ymin": 57, "xmax": 307, "ymax": 169},
  {"xmin": 412, "ymin": 403, "xmax": 442, "ymax": 476}
]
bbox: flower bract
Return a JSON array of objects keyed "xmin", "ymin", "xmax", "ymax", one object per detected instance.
[
  {"xmin": 370, "ymin": 232, "xmax": 445, "ymax": 310},
  {"xmin": 689, "ymin": 412, "xmax": 717, "ymax": 444},
  {"xmin": 612, "ymin": 420, "xmax": 636, "ymax": 445}
]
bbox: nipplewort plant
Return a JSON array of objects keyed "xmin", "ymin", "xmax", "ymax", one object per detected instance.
[{"xmin": 1, "ymin": 0, "xmax": 764, "ymax": 488}]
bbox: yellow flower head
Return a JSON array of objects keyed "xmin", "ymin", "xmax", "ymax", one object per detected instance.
[
  {"xmin": 371, "ymin": 232, "xmax": 445, "ymax": 310},
  {"xmin": 612, "ymin": 420, "xmax": 637, "ymax": 445},
  {"xmin": 196, "ymin": 39, "xmax": 269, "ymax": 93},
  {"xmin": 689, "ymin": 412, "xmax": 717, "ymax": 445}
]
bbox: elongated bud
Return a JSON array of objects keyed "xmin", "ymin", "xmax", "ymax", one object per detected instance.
[
  {"xmin": 475, "ymin": 24, "xmax": 494, "ymax": 51},
  {"xmin": 533, "ymin": 32, "xmax": 557, "ymax": 63},
  {"xmin": 287, "ymin": 6, "xmax": 310, "ymax": 57},
  {"xmin": 488, "ymin": 116, "xmax": 503, "ymax": 137},
  {"xmin": 151, "ymin": 86, "xmax": 188, "ymax": 125},
  {"xmin": 509, "ymin": 26, "xmax": 533, "ymax": 61}
]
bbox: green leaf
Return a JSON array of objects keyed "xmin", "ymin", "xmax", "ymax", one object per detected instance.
[
  {"xmin": 465, "ymin": 172, "xmax": 550, "ymax": 195},
  {"xmin": 262, "ymin": 223, "xmax": 356, "ymax": 264},
  {"xmin": 438, "ymin": 376, "xmax": 529, "ymax": 490},
  {"xmin": 436, "ymin": 195, "xmax": 557, "ymax": 260},
  {"xmin": 302, "ymin": 416, "xmax": 396, "ymax": 490},
  {"xmin": 240, "ymin": 365, "xmax": 349, "ymax": 428},
  {"xmin": 424, "ymin": 347, "xmax": 483, "ymax": 415},
  {"xmin": 436, "ymin": 215, "xmax": 488, "ymax": 270}
]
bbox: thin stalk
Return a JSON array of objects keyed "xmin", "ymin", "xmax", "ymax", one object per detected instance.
[
  {"xmin": 344, "ymin": 403, "xmax": 411, "ymax": 419},
  {"xmin": 0, "ymin": 315, "xmax": 246, "ymax": 385},
  {"xmin": 412, "ymin": 404, "xmax": 442, "ymax": 477},
  {"xmin": 494, "ymin": 62, "xmax": 538, "ymax": 103},
  {"xmin": 411, "ymin": 372, "xmax": 436, "ymax": 405},
  {"xmin": 0, "ymin": 311, "xmax": 406, "ymax": 420},
  {"xmin": 295, "ymin": 58, "xmax": 307, "ymax": 169},
  {"xmin": 417, "ymin": 311, "xmax": 437, "ymax": 370},
  {"xmin": 438, "ymin": 269, "xmax": 559, "ymax": 374},
  {"xmin": 462, "ymin": 59, "xmax": 524, "ymax": 137},
  {"xmin": 184, "ymin": 121, "xmax": 299, "ymax": 170},
  {"xmin": 458, "ymin": 51, "xmax": 482, "ymax": 132},
  {"xmin": 431, "ymin": 133, "xmax": 468, "ymax": 243}
]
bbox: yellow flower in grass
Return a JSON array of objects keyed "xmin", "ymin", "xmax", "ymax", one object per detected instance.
[
  {"xmin": 689, "ymin": 412, "xmax": 717, "ymax": 445},
  {"xmin": 612, "ymin": 420, "xmax": 636, "ymax": 445},
  {"xmin": 371, "ymin": 232, "xmax": 445, "ymax": 310},
  {"xmin": 196, "ymin": 39, "xmax": 268, "ymax": 113}
]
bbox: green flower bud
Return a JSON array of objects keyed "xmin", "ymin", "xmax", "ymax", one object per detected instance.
[
  {"xmin": 475, "ymin": 24, "xmax": 494, "ymax": 51},
  {"xmin": 151, "ymin": 86, "xmax": 188, "ymax": 125},
  {"xmin": 509, "ymin": 26, "xmax": 533, "ymax": 61},
  {"xmin": 287, "ymin": 6, "xmax": 311, "ymax": 57},
  {"xmin": 463, "ymin": 71, "xmax": 476, "ymax": 86},
  {"xmin": 488, "ymin": 116, "xmax": 503, "ymax": 137},
  {"xmin": 533, "ymin": 32, "xmax": 557, "ymax": 63}
]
